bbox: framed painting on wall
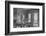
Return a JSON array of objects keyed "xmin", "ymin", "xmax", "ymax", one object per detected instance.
[{"xmin": 5, "ymin": 1, "xmax": 45, "ymax": 35}]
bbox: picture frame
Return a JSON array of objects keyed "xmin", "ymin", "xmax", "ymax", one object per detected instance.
[{"xmin": 5, "ymin": 1, "xmax": 45, "ymax": 35}]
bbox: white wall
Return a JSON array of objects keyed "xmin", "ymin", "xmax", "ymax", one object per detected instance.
[{"xmin": 0, "ymin": 0, "xmax": 46, "ymax": 36}]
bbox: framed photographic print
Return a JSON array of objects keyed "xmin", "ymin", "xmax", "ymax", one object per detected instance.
[{"xmin": 5, "ymin": 1, "xmax": 45, "ymax": 35}]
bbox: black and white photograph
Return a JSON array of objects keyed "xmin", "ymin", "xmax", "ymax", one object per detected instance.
[
  {"xmin": 5, "ymin": 1, "xmax": 45, "ymax": 35},
  {"xmin": 13, "ymin": 8, "xmax": 39, "ymax": 28}
]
